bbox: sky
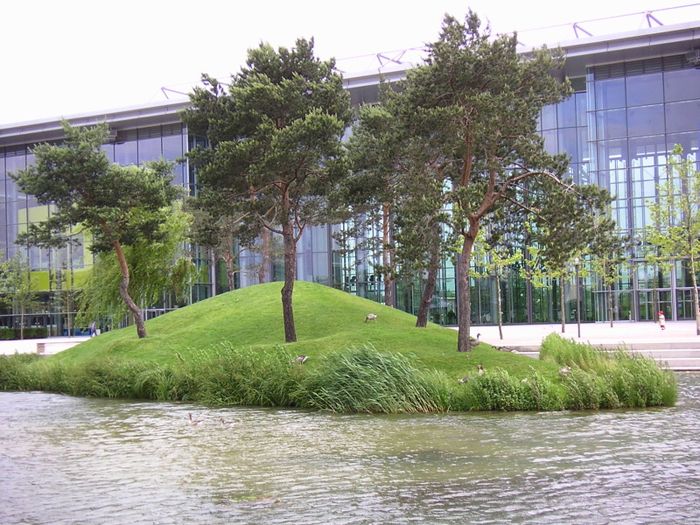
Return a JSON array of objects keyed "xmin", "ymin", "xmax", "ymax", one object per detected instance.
[{"xmin": 1, "ymin": 0, "xmax": 698, "ymax": 125}]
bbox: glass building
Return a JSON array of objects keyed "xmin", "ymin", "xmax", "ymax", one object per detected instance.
[{"xmin": 0, "ymin": 21, "xmax": 698, "ymax": 331}]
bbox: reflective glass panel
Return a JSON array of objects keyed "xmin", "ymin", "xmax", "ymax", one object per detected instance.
[
  {"xmin": 596, "ymin": 109, "xmax": 627, "ymax": 140},
  {"xmin": 594, "ymin": 78, "xmax": 626, "ymax": 110},
  {"xmin": 664, "ymin": 68, "xmax": 700, "ymax": 103},
  {"xmin": 541, "ymin": 104, "xmax": 556, "ymax": 130},
  {"xmin": 625, "ymin": 73, "xmax": 662, "ymax": 107},
  {"xmin": 627, "ymin": 105, "xmax": 664, "ymax": 137},
  {"xmin": 665, "ymin": 100, "xmax": 700, "ymax": 133},
  {"xmin": 557, "ymin": 96, "xmax": 577, "ymax": 128},
  {"xmin": 138, "ymin": 127, "xmax": 162, "ymax": 164}
]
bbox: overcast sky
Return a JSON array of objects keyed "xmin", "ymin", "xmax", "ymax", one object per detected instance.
[{"xmin": 1, "ymin": 0, "xmax": 697, "ymax": 125}]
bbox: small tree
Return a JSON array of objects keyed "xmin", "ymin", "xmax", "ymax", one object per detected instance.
[
  {"xmin": 472, "ymin": 231, "xmax": 523, "ymax": 339},
  {"xmin": 12, "ymin": 122, "xmax": 180, "ymax": 339},
  {"xmin": 77, "ymin": 203, "xmax": 194, "ymax": 328},
  {"xmin": 646, "ymin": 145, "xmax": 700, "ymax": 335},
  {"xmin": 591, "ymin": 229, "xmax": 629, "ymax": 327},
  {"xmin": 527, "ymin": 183, "xmax": 614, "ymax": 332},
  {"xmin": 0, "ymin": 254, "xmax": 38, "ymax": 340}
]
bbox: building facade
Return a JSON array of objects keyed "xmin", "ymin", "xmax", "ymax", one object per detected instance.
[{"xmin": 0, "ymin": 22, "xmax": 698, "ymax": 331}]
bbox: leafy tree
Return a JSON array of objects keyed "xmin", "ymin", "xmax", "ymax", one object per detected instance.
[
  {"xmin": 472, "ymin": 231, "xmax": 523, "ymax": 339},
  {"xmin": 590, "ymin": 229, "xmax": 630, "ymax": 328},
  {"xmin": 345, "ymin": 100, "xmax": 405, "ymax": 307},
  {"xmin": 76, "ymin": 202, "xmax": 194, "ymax": 328},
  {"xmin": 11, "ymin": 122, "xmax": 180, "ymax": 338},
  {"xmin": 646, "ymin": 145, "xmax": 700, "ymax": 335},
  {"xmin": 345, "ymin": 80, "xmax": 453, "ymax": 322},
  {"xmin": 0, "ymin": 254, "xmax": 38, "ymax": 340},
  {"xmin": 183, "ymin": 38, "xmax": 351, "ymax": 342},
  {"xmin": 526, "ymin": 183, "xmax": 614, "ymax": 333},
  {"xmin": 399, "ymin": 12, "xmax": 573, "ymax": 351},
  {"xmin": 393, "ymin": 167, "xmax": 452, "ymax": 327}
]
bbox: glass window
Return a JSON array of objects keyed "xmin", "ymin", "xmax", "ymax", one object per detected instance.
[
  {"xmin": 101, "ymin": 143, "xmax": 115, "ymax": 162},
  {"xmin": 577, "ymin": 127, "xmax": 591, "ymax": 163},
  {"xmin": 625, "ymin": 73, "xmax": 662, "ymax": 107},
  {"xmin": 138, "ymin": 127, "xmax": 162, "ymax": 164},
  {"xmin": 541, "ymin": 104, "xmax": 556, "ymax": 130},
  {"xmin": 594, "ymin": 78, "xmax": 626, "ymax": 110},
  {"xmin": 665, "ymin": 100, "xmax": 700, "ymax": 134},
  {"xmin": 557, "ymin": 96, "xmax": 577, "ymax": 128},
  {"xmin": 114, "ymin": 130, "xmax": 138, "ymax": 165},
  {"xmin": 4, "ymin": 149, "xmax": 25, "ymax": 180},
  {"xmin": 557, "ymin": 128, "xmax": 578, "ymax": 160},
  {"xmin": 542, "ymin": 130, "xmax": 557, "ymax": 154},
  {"xmin": 666, "ymin": 132, "xmax": 700, "ymax": 172},
  {"xmin": 575, "ymin": 92, "xmax": 588, "ymax": 128},
  {"xmin": 597, "ymin": 139, "xmax": 627, "ymax": 173},
  {"xmin": 626, "ymin": 105, "xmax": 664, "ymax": 137},
  {"xmin": 596, "ymin": 109, "xmax": 627, "ymax": 140},
  {"xmin": 664, "ymin": 68, "xmax": 700, "ymax": 103},
  {"xmin": 629, "ymin": 135, "xmax": 667, "ymax": 166}
]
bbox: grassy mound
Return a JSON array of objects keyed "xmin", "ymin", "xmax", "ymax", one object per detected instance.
[{"xmin": 0, "ymin": 282, "xmax": 677, "ymax": 412}]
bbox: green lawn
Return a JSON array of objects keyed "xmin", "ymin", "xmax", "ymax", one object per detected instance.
[{"xmin": 53, "ymin": 281, "xmax": 560, "ymax": 380}]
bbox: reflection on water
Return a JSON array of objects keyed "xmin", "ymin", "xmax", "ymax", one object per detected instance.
[{"xmin": 1, "ymin": 374, "xmax": 699, "ymax": 524}]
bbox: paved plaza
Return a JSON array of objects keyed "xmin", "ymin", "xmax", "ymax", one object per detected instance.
[{"xmin": 469, "ymin": 320, "xmax": 700, "ymax": 350}]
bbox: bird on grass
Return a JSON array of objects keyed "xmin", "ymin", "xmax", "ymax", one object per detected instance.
[
  {"xmin": 477, "ymin": 364, "xmax": 485, "ymax": 375},
  {"xmin": 559, "ymin": 366, "xmax": 572, "ymax": 377},
  {"xmin": 294, "ymin": 355, "xmax": 308, "ymax": 364}
]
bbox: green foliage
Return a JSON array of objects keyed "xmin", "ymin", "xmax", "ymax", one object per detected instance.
[
  {"xmin": 0, "ymin": 254, "xmax": 40, "ymax": 339},
  {"xmin": 540, "ymin": 333, "xmax": 677, "ymax": 409},
  {"xmin": 192, "ymin": 344, "xmax": 302, "ymax": 407},
  {"xmin": 184, "ymin": 38, "xmax": 353, "ymax": 342},
  {"xmin": 299, "ymin": 345, "xmax": 441, "ymax": 413},
  {"xmin": 77, "ymin": 202, "xmax": 195, "ymax": 324},
  {"xmin": 645, "ymin": 144, "xmax": 700, "ymax": 332},
  {"xmin": 0, "ymin": 354, "xmax": 42, "ymax": 390},
  {"xmin": 454, "ymin": 368, "xmax": 564, "ymax": 411},
  {"xmin": 10, "ymin": 122, "xmax": 182, "ymax": 338},
  {"xmin": 11, "ymin": 122, "xmax": 181, "ymax": 253},
  {"xmin": 0, "ymin": 284, "xmax": 677, "ymax": 413}
]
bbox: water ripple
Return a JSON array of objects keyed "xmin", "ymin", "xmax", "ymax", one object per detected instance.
[{"xmin": 1, "ymin": 374, "xmax": 699, "ymax": 524}]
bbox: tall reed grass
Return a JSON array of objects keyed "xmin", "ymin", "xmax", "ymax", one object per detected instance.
[
  {"xmin": 540, "ymin": 333, "xmax": 677, "ymax": 409},
  {"xmin": 0, "ymin": 334, "xmax": 677, "ymax": 412},
  {"xmin": 299, "ymin": 345, "xmax": 442, "ymax": 413}
]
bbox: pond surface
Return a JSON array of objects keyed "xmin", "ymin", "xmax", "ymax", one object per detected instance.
[{"xmin": 1, "ymin": 374, "xmax": 699, "ymax": 524}]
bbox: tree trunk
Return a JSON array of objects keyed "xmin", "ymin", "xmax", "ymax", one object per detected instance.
[
  {"xmin": 382, "ymin": 203, "xmax": 395, "ymax": 308},
  {"xmin": 689, "ymin": 255, "xmax": 700, "ymax": 336},
  {"xmin": 223, "ymin": 252, "xmax": 236, "ymax": 291},
  {"xmin": 19, "ymin": 304, "xmax": 25, "ymax": 340},
  {"xmin": 457, "ymin": 232, "xmax": 477, "ymax": 352},
  {"xmin": 608, "ymin": 283, "xmax": 614, "ymax": 328},
  {"xmin": 281, "ymin": 220, "xmax": 297, "ymax": 343},
  {"xmin": 560, "ymin": 275, "xmax": 566, "ymax": 334},
  {"xmin": 113, "ymin": 240, "xmax": 147, "ymax": 339},
  {"xmin": 415, "ymin": 244, "xmax": 440, "ymax": 328},
  {"xmin": 496, "ymin": 273, "xmax": 503, "ymax": 340},
  {"xmin": 259, "ymin": 228, "xmax": 271, "ymax": 284}
]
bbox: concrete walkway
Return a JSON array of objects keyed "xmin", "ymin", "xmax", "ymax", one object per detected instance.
[
  {"xmin": 0, "ymin": 336, "xmax": 90, "ymax": 356},
  {"xmin": 469, "ymin": 320, "xmax": 700, "ymax": 371}
]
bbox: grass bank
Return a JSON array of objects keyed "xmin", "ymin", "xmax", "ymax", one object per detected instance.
[{"xmin": 0, "ymin": 282, "xmax": 677, "ymax": 412}]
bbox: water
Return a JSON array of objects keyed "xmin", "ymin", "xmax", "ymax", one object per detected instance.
[{"xmin": 1, "ymin": 375, "xmax": 699, "ymax": 525}]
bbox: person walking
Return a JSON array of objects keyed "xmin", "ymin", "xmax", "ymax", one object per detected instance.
[
  {"xmin": 89, "ymin": 321, "xmax": 97, "ymax": 337},
  {"xmin": 658, "ymin": 311, "xmax": 666, "ymax": 331}
]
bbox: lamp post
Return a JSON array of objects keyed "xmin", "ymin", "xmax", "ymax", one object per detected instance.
[{"xmin": 574, "ymin": 257, "xmax": 581, "ymax": 338}]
